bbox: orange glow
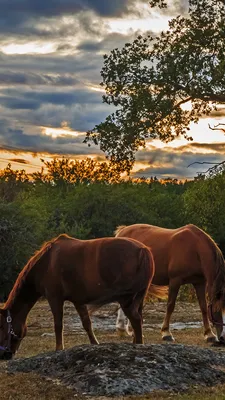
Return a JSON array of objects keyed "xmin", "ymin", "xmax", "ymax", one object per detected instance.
[{"xmin": 41, "ymin": 122, "xmax": 80, "ymax": 138}]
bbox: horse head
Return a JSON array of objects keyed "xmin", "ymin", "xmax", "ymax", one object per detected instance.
[
  {"xmin": 0, "ymin": 309, "xmax": 27, "ymax": 359},
  {"xmin": 208, "ymin": 294, "xmax": 225, "ymax": 344}
]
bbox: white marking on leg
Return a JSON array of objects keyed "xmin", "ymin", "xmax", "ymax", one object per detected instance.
[
  {"xmin": 126, "ymin": 319, "xmax": 134, "ymax": 336},
  {"xmin": 116, "ymin": 308, "xmax": 126, "ymax": 331},
  {"xmin": 220, "ymin": 311, "xmax": 225, "ymax": 338}
]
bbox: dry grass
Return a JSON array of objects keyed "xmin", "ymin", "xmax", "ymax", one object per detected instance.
[{"xmin": 1, "ymin": 300, "xmax": 225, "ymax": 399}]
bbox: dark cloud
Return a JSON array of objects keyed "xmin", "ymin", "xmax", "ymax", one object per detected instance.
[
  {"xmin": 0, "ymin": 71, "xmax": 79, "ymax": 86},
  {"xmin": 77, "ymin": 30, "xmax": 154, "ymax": 53},
  {"xmin": 0, "ymin": 119, "xmax": 103, "ymax": 156},
  {"xmin": 178, "ymin": 142, "xmax": 225, "ymax": 153},
  {"xmin": 0, "ymin": 0, "xmax": 145, "ymax": 35},
  {"xmin": 0, "ymin": 52, "xmax": 103, "ymax": 83},
  {"xmin": 0, "ymin": 86, "xmax": 102, "ymax": 107},
  {"xmin": 0, "ymin": 96, "xmax": 40, "ymax": 110},
  {"xmin": 134, "ymin": 146, "xmax": 225, "ymax": 179},
  {"xmin": 209, "ymin": 108, "xmax": 225, "ymax": 118},
  {"xmin": 9, "ymin": 158, "xmax": 29, "ymax": 164}
]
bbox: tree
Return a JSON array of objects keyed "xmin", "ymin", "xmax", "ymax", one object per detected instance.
[
  {"xmin": 0, "ymin": 164, "xmax": 30, "ymax": 202},
  {"xmin": 86, "ymin": 0, "xmax": 225, "ymax": 168},
  {"xmin": 32, "ymin": 157, "xmax": 131, "ymax": 185},
  {"xmin": 183, "ymin": 171, "xmax": 225, "ymax": 253}
]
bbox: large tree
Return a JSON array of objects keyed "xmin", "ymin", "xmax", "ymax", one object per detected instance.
[{"xmin": 86, "ymin": 0, "xmax": 225, "ymax": 169}]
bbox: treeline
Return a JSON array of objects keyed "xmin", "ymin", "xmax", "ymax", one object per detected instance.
[{"xmin": 0, "ymin": 158, "xmax": 225, "ymax": 300}]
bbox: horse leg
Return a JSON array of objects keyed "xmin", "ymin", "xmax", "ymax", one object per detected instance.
[
  {"xmin": 116, "ymin": 307, "xmax": 133, "ymax": 336},
  {"xmin": 116, "ymin": 307, "xmax": 127, "ymax": 336},
  {"xmin": 161, "ymin": 279, "xmax": 180, "ymax": 341},
  {"xmin": 75, "ymin": 305, "xmax": 99, "ymax": 345},
  {"xmin": 48, "ymin": 297, "xmax": 64, "ymax": 351},
  {"xmin": 193, "ymin": 282, "xmax": 217, "ymax": 342},
  {"xmin": 119, "ymin": 291, "xmax": 145, "ymax": 344}
]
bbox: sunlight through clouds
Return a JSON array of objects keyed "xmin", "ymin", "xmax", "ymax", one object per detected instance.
[
  {"xmin": 107, "ymin": 12, "xmax": 170, "ymax": 35},
  {"xmin": 1, "ymin": 42, "xmax": 56, "ymax": 55},
  {"xmin": 41, "ymin": 122, "xmax": 80, "ymax": 138}
]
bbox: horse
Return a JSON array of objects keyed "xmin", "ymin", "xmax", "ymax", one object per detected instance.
[
  {"xmin": 0, "ymin": 233, "xmax": 160, "ymax": 359},
  {"xmin": 115, "ymin": 224, "xmax": 225, "ymax": 343}
]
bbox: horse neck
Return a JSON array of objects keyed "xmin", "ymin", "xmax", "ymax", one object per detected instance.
[
  {"xmin": 199, "ymin": 237, "xmax": 225, "ymax": 305},
  {"xmin": 5, "ymin": 263, "xmax": 43, "ymax": 324}
]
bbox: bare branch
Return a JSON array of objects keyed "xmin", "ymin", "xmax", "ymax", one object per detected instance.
[
  {"xmin": 175, "ymin": 97, "xmax": 192, "ymax": 108},
  {"xmin": 208, "ymin": 123, "xmax": 225, "ymax": 133},
  {"xmin": 187, "ymin": 161, "xmax": 221, "ymax": 168}
]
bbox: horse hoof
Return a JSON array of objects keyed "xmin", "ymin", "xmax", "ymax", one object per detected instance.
[
  {"xmin": 211, "ymin": 340, "xmax": 225, "ymax": 347},
  {"xmin": 219, "ymin": 337, "xmax": 225, "ymax": 345},
  {"xmin": 162, "ymin": 335, "xmax": 175, "ymax": 342},
  {"xmin": 116, "ymin": 328, "xmax": 127, "ymax": 337},
  {"xmin": 127, "ymin": 330, "xmax": 134, "ymax": 337},
  {"xmin": 205, "ymin": 335, "xmax": 217, "ymax": 343}
]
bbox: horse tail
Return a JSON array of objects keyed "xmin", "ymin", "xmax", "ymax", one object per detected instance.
[
  {"xmin": 114, "ymin": 225, "xmax": 126, "ymax": 237},
  {"xmin": 138, "ymin": 247, "xmax": 168, "ymax": 299},
  {"xmin": 148, "ymin": 284, "xmax": 168, "ymax": 299},
  {"xmin": 137, "ymin": 246, "xmax": 155, "ymax": 297}
]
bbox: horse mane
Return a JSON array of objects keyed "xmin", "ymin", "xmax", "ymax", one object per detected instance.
[
  {"xmin": 210, "ymin": 243, "xmax": 225, "ymax": 309},
  {"xmin": 114, "ymin": 225, "xmax": 127, "ymax": 237},
  {"xmin": 4, "ymin": 234, "xmax": 70, "ymax": 308},
  {"xmin": 190, "ymin": 224, "xmax": 225, "ymax": 309}
]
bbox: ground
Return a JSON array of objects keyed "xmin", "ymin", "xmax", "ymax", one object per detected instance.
[{"xmin": 1, "ymin": 300, "xmax": 225, "ymax": 399}]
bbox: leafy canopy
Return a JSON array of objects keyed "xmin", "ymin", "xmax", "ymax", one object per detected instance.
[{"xmin": 86, "ymin": 0, "xmax": 225, "ymax": 167}]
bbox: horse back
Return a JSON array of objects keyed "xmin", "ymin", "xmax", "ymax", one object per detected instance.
[
  {"xmin": 115, "ymin": 224, "xmax": 206, "ymax": 284},
  {"xmin": 46, "ymin": 236, "xmax": 154, "ymax": 305}
]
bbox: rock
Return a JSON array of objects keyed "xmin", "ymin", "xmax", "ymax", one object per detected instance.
[{"xmin": 5, "ymin": 343, "xmax": 225, "ymax": 396}]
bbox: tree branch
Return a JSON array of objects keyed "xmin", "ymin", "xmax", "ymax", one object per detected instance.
[
  {"xmin": 208, "ymin": 123, "xmax": 225, "ymax": 133},
  {"xmin": 187, "ymin": 161, "xmax": 222, "ymax": 168}
]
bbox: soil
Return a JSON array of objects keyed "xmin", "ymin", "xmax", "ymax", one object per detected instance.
[{"xmin": 1, "ymin": 300, "xmax": 225, "ymax": 397}]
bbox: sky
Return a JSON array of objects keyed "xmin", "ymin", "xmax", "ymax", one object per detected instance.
[{"xmin": 0, "ymin": 0, "xmax": 224, "ymax": 180}]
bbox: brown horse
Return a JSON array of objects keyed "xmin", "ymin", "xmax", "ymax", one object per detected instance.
[
  {"xmin": 0, "ymin": 234, "xmax": 159, "ymax": 359},
  {"xmin": 115, "ymin": 224, "xmax": 225, "ymax": 343}
]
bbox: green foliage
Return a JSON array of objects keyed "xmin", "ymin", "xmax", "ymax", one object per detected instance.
[
  {"xmin": 0, "ymin": 201, "xmax": 40, "ymax": 299},
  {"xmin": 0, "ymin": 164, "xmax": 30, "ymax": 202},
  {"xmin": 183, "ymin": 172, "xmax": 225, "ymax": 251},
  {"xmin": 86, "ymin": 0, "xmax": 225, "ymax": 166},
  {"xmin": 0, "ymin": 157, "xmax": 225, "ymax": 302}
]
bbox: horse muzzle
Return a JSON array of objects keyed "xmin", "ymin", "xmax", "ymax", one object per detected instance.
[{"xmin": 0, "ymin": 347, "xmax": 13, "ymax": 360}]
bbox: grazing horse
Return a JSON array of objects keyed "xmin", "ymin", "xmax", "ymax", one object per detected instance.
[
  {"xmin": 0, "ymin": 234, "xmax": 158, "ymax": 359},
  {"xmin": 115, "ymin": 224, "xmax": 225, "ymax": 343}
]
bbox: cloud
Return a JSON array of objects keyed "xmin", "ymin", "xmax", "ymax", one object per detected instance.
[
  {"xmin": 0, "ymin": 119, "xmax": 103, "ymax": 156},
  {"xmin": 0, "ymin": 0, "xmax": 147, "ymax": 36},
  {"xmin": 134, "ymin": 145, "xmax": 225, "ymax": 179},
  {"xmin": 0, "ymin": 0, "xmax": 223, "ymax": 180},
  {"xmin": 0, "ymin": 71, "xmax": 80, "ymax": 86},
  {"xmin": 152, "ymin": 0, "xmax": 189, "ymax": 16},
  {"xmin": 9, "ymin": 158, "xmax": 29, "ymax": 165},
  {"xmin": 178, "ymin": 142, "xmax": 225, "ymax": 153}
]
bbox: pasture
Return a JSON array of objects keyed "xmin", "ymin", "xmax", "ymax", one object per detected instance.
[{"xmin": 1, "ymin": 299, "xmax": 225, "ymax": 399}]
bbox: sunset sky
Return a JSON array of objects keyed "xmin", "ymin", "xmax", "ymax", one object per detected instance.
[{"xmin": 0, "ymin": 0, "xmax": 224, "ymax": 179}]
